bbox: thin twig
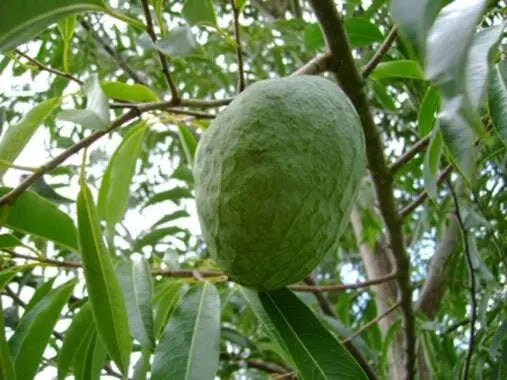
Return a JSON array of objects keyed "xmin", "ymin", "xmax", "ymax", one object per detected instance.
[
  {"xmin": 308, "ymin": 1, "xmax": 415, "ymax": 377},
  {"xmin": 79, "ymin": 19, "xmax": 147, "ymax": 85},
  {"xmin": 400, "ymin": 164, "xmax": 453, "ymax": 218},
  {"xmin": 140, "ymin": 0, "xmax": 180, "ymax": 102},
  {"xmin": 292, "ymin": 52, "xmax": 332, "ymax": 76},
  {"xmin": 0, "ymin": 159, "xmax": 38, "ymax": 172},
  {"xmin": 360, "ymin": 26, "xmax": 399, "ymax": 78},
  {"xmin": 341, "ymin": 301, "xmax": 401, "ymax": 344},
  {"xmin": 291, "ymin": 271, "xmax": 397, "ymax": 292},
  {"xmin": 15, "ymin": 49, "xmax": 83, "ymax": 84},
  {"xmin": 4, "ymin": 285, "xmax": 27, "ymax": 307},
  {"xmin": 167, "ymin": 108, "xmax": 215, "ymax": 119},
  {"xmin": 302, "ymin": 276, "xmax": 336, "ymax": 316},
  {"xmin": 447, "ymin": 181, "xmax": 477, "ymax": 380},
  {"xmin": 390, "ymin": 135, "xmax": 431, "ymax": 174},
  {"xmin": 230, "ymin": 0, "xmax": 246, "ymax": 91},
  {"xmin": 3, "ymin": 249, "xmax": 82, "ymax": 268}
]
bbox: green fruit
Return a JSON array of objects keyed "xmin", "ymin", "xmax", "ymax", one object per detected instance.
[{"xmin": 194, "ymin": 76, "xmax": 365, "ymax": 290}]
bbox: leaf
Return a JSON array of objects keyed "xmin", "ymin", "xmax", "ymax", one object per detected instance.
[
  {"xmin": 370, "ymin": 60, "xmax": 424, "ymax": 81},
  {"xmin": 72, "ymin": 324, "xmax": 96, "ymax": 380},
  {"xmin": 24, "ymin": 277, "xmax": 56, "ymax": 313},
  {"xmin": 157, "ymin": 27, "xmax": 197, "ymax": 57},
  {"xmin": 144, "ymin": 187, "xmax": 192, "ymax": 208},
  {"xmin": 116, "ymin": 257, "xmax": 155, "ymax": 350},
  {"xmin": 418, "ymin": 86, "xmax": 440, "ymax": 137},
  {"xmin": 344, "ymin": 17, "xmax": 384, "ymax": 47},
  {"xmin": 0, "ymin": 265, "xmax": 35, "ymax": 291},
  {"xmin": 153, "ymin": 280, "xmax": 183, "ymax": 338},
  {"xmin": 303, "ymin": 24, "xmax": 324, "ymax": 52},
  {"xmin": 97, "ymin": 121, "xmax": 146, "ymax": 235},
  {"xmin": 101, "ymin": 82, "xmax": 159, "ymax": 102},
  {"xmin": 182, "ymin": 0, "xmax": 217, "ymax": 26},
  {"xmin": 425, "ymin": 0, "xmax": 487, "ymax": 92},
  {"xmin": 152, "ymin": 283, "xmax": 221, "ymax": 380},
  {"xmin": 0, "ymin": 188, "xmax": 78, "ymax": 251},
  {"xmin": 0, "ymin": 299, "xmax": 16, "ymax": 380},
  {"xmin": 57, "ymin": 16, "xmax": 77, "ymax": 72},
  {"xmin": 77, "ymin": 182, "xmax": 131, "ymax": 375},
  {"xmin": 0, "ymin": 98, "xmax": 61, "ymax": 179},
  {"xmin": 240, "ymin": 286, "xmax": 367, "ymax": 380},
  {"xmin": 134, "ymin": 226, "xmax": 186, "ymax": 250},
  {"xmin": 133, "ymin": 348, "xmax": 151, "ymax": 380},
  {"xmin": 488, "ymin": 63, "xmax": 507, "ymax": 141},
  {"xmin": 465, "ymin": 24, "xmax": 505, "ymax": 111},
  {"xmin": 152, "ymin": 210, "xmax": 190, "ymax": 228},
  {"xmin": 178, "ymin": 124, "xmax": 197, "ymax": 166},
  {"xmin": 58, "ymin": 303, "xmax": 93, "ymax": 380},
  {"xmin": 0, "ymin": 0, "xmax": 107, "ymax": 52},
  {"xmin": 8, "ymin": 279, "xmax": 76, "ymax": 380},
  {"xmin": 423, "ymin": 128, "xmax": 443, "ymax": 200},
  {"xmin": 391, "ymin": 0, "xmax": 441, "ymax": 60},
  {"xmin": 58, "ymin": 109, "xmax": 108, "ymax": 130}
]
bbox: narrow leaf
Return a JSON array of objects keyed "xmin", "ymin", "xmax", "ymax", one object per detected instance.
[
  {"xmin": 178, "ymin": 124, "xmax": 197, "ymax": 166},
  {"xmin": 152, "ymin": 283, "xmax": 221, "ymax": 380},
  {"xmin": 0, "ymin": 0, "xmax": 107, "ymax": 52},
  {"xmin": 241, "ymin": 287, "xmax": 367, "ymax": 380},
  {"xmin": 370, "ymin": 60, "xmax": 424, "ymax": 81},
  {"xmin": 418, "ymin": 86, "xmax": 440, "ymax": 137},
  {"xmin": 97, "ymin": 121, "xmax": 146, "ymax": 234},
  {"xmin": 72, "ymin": 324, "xmax": 96, "ymax": 380},
  {"xmin": 77, "ymin": 182, "xmax": 131, "ymax": 374},
  {"xmin": 144, "ymin": 187, "xmax": 192, "ymax": 207},
  {"xmin": 344, "ymin": 17, "xmax": 383, "ymax": 47},
  {"xmin": 0, "ymin": 188, "xmax": 78, "ymax": 251},
  {"xmin": 0, "ymin": 265, "xmax": 35, "ymax": 291},
  {"xmin": 423, "ymin": 128, "xmax": 443, "ymax": 200},
  {"xmin": 101, "ymin": 82, "xmax": 158, "ymax": 102},
  {"xmin": 151, "ymin": 210, "xmax": 190, "ymax": 229},
  {"xmin": 24, "ymin": 278, "xmax": 56, "ymax": 313},
  {"xmin": 0, "ymin": 233, "xmax": 23, "ymax": 249},
  {"xmin": 0, "ymin": 299, "xmax": 16, "ymax": 380},
  {"xmin": 8, "ymin": 280, "xmax": 76, "ymax": 380},
  {"xmin": 488, "ymin": 63, "xmax": 507, "ymax": 140},
  {"xmin": 0, "ymin": 98, "xmax": 61, "ymax": 179},
  {"xmin": 153, "ymin": 280, "xmax": 183, "ymax": 338},
  {"xmin": 182, "ymin": 0, "xmax": 217, "ymax": 26},
  {"xmin": 134, "ymin": 226, "xmax": 186, "ymax": 250},
  {"xmin": 116, "ymin": 257, "xmax": 155, "ymax": 350}
]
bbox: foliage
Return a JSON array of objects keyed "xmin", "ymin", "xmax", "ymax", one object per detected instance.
[{"xmin": 0, "ymin": 0, "xmax": 505, "ymax": 379}]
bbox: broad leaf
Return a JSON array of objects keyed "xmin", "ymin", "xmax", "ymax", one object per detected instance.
[
  {"xmin": 157, "ymin": 27, "xmax": 197, "ymax": 57},
  {"xmin": 182, "ymin": 0, "xmax": 217, "ymax": 26},
  {"xmin": 97, "ymin": 121, "xmax": 146, "ymax": 235},
  {"xmin": 0, "ymin": 299, "xmax": 16, "ymax": 380},
  {"xmin": 0, "ymin": 188, "xmax": 78, "ymax": 251},
  {"xmin": 423, "ymin": 128, "xmax": 443, "ymax": 200},
  {"xmin": 101, "ymin": 82, "xmax": 158, "ymax": 102},
  {"xmin": 303, "ymin": 24, "xmax": 324, "ymax": 52},
  {"xmin": 241, "ymin": 287, "xmax": 367, "ymax": 380},
  {"xmin": 0, "ymin": 233, "xmax": 22, "ymax": 249},
  {"xmin": 370, "ymin": 60, "xmax": 424, "ymax": 81},
  {"xmin": 0, "ymin": 98, "xmax": 61, "ymax": 179},
  {"xmin": 418, "ymin": 86, "xmax": 440, "ymax": 137},
  {"xmin": 8, "ymin": 279, "xmax": 76, "ymax": 380},
  {"xmin": 488, "ymin": 63, "xmax": 507, "ymax": 141},
  {"xmin": 0, "ymin": 0, "xmax": 106, "ymax": 51},
  {"xmin": 116, "ymin": 257, "xmax": 155, "ymax": 350},
  {"xmin": 425, "ymin": 0, "xmax": 487, "ymax": 92},
  {"xmin": 344, "ymin": 17, "xmax": 383, "ymax": 47},
  {"xmin": 152, "ymin": 283, "xmax": 221, "ymax": 380},
  {"xmin": 178, "ymin": 124, "xmax": 197, "ymax": 166},
  {"xmin": 77, "ymin": 182, "xmax": 131, "ymax": 375}
]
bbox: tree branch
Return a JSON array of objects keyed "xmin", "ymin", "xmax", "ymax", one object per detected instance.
[
  {"xmin": 447, "ymin": 181, "xmax": 477, "ymax": 380},
  {"xmin": 230, "ymin": 0, "xmax": 246, "ymax": 91},
  {"xmin": 3, "ymin": 249, "xmax": 81, "ymax": 268},
  {"xmin": 290, "ymin": 271, "xmax": 397, "ymax": 292},
  {"xmin": 140, "ymin": 0, "xmax": 180, "ymax": 102},
  {"xmin": 390, "ymin": 135, "xmax": 431, "ymax": 174},
  {"xmin": 308, "ymin": 1, "xmax": 415, "ymax": 377},
  {"xmin": 361, "ymin": 26, "xmax": 398, "ymax": 78},
  {"xmin": 292, "ymin": 52, "xmax": 332, "ymax": 76}
]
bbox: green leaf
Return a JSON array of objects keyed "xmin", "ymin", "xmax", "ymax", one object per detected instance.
[
  {"xmin": 0, "ymin": 299, "xmax": 16, "ymax": 380},
  {"xmin": 182, "ymin": 0, "xmax": 217, "ymax": 26},
  {"xmin": 133, "ymin": 348, "xmax": 151, "ymax": 380},
  {"xmin": 391, "ymin": 0, "xmax": 441, "ymax": 60},
  {"xmin": 8, "ymin": 279, "xmax": 76, "ymax": 380},
  {"xmin": 178, "ymin": 124, "xmax": 197, "ymax": 166},
  {"xmin": 24, "ymin": 278, "xmax": 56, "ymax": 313},
  {"xmin": 303, "ymin": 24, "xmax": 324, "ymax": 52},
  {"xmin": 153, "ymin": 280, "xmax": 183, "ymax": 338},
  {"xmin": 58, "ymin": 109, "xmax": 108, "ymax": 130},
  {"xmin": 72, "ymin": 324, "xmax": 96, "ymax": 380},
  {"xmin": 0, "ymin": 188, "xmax": 78, "ymax": 251},
  {"xmin": 116, "ymin": 257, "xmax": 155, "ymax": 350},
  {"xmin": 144, "ymin": 187, "xmax": 192, "ymax": 207},
  {"xmin": 77, "ymin": 182, "xmax": 131, "ymax": 375},
  {"xmin": 423, "ymin": 128, "xmax": 443, "ymax": 200},
  {"xmin": 488, "ymin": 63, "xmax": 507, "ymax": 141},
  {"xmin": 344, "ymin": 17, "xmax": 383, "ymax": 47},
  {"xmin": 0, "ymin": 265, "xmax": 35, "ymax": 291},
  {"xmin": 418, "ymin": 86, "xmax": 440, "ymax": 137},
  {"xmin": 465, "ymin": 24, "xmax": 505, "ymax": 111},
  {"xmin": 156, "ymin": 27, "xmax": 197, "ymax": 57},
  {"xmin": 134, "ymin": 226, "xmax": 186, "ymax": 250},
  {"xmin": 425, "ymin": 0, "xmax": 487, "ymax": 92},
  {"xmin": 58, "ymin": 303, "xmax": 93, "ymax": 380},
  {"xmin": 101, "ymin": 82, "xmax": 159, "ymax": 102},
  {"xmin": 240, "ymin": 286, "xmax": 367, "ymax": 380},
  {"xmin": 370, "ymin": 60, "xmax": 424, "ymax": 81},
  {"xmin": 0, "ymin": 0, "xmax": 107, "ymax": 52},
  {"xmin": 151, "ymin": 210, "xmax": 190, "ymax": 228},
  {"xmin": 57, "ymin": 16, "xmax": 77, "ymax": 72},
  {"xmin": 0, "ymin": 98, "xmax": 61, "ymax": 179},
  {"xmin": 97, "ymin": 121, "xmax": 147, "ymax": 235},
  {"xmin": 152, "ymin": 283, "xmax": 221, "ymax": 380}
]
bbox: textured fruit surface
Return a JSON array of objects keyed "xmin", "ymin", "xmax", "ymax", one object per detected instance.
[{"xmin": 194, "ymin": 76, "xmax": 365, "ymax": 290}]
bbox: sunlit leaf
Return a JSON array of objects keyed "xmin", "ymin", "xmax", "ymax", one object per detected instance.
[
  {"xmin": 182, "ymin": 0, "xmax": 217, "ymax": 26},
  {"xmin": 24, "ymin": 278, "xmax": 56, "ymax": 313},
  {"xmin": 178, "ymin": 124, "xmax": 197, "ymax": 166},
  {"xmin": 418, "ymin": 86, "xmax": 440, "ymax": 137},
  {"xmin": 0, "ymin": 299, "xmax": 16, "ymax": 380},
  {"xmin": 0, "ymin": 265, "xmax": 35, "ymax": 291},
  {"xmin": 77, "ymin": 182, "xmax": 131, "ymax": 375},
  {"xmin": 101, "ymin": 82, "xmax": 158, "ymax": 102},
  {"xmin": 153, "ymin": 280, "xmax": 183, "ymax": 338},
  {"xmin": 152, "ymin": 283, "xmax": 220, "ymax": 380},
  {"xmin": 157, "ymin": 27, "xmax": 197, "ymax": 56},
  {"xmin": 370, "ymin": 60, "xmax": 424, "ymax": 80}
]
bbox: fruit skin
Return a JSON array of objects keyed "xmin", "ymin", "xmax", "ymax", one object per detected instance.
[{"xmin": 194, "ymin": 75, "xmax": 365, "ymax": 290}]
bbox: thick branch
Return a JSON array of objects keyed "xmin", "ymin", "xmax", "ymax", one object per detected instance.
[
  {"xmin": 140, "ymin": 0, "xmax": 180, "ymax": 102},
  {"xmin": 230, "ymin": 0, "xmax": 246, "ymax": 91},
  {"xmin": 292, "ymin": 52, "xmax": 331, "ymax": 76},
  {"xmin": 309, "ymin": 1, "xmax": 415, "ymax": 377},
  {"xmin": 290, "ymin": 272, "xmax": 397, "ymax": 292}
]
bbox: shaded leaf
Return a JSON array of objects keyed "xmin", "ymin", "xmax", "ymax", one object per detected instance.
[
  {"xmin": 344, "ymin": 17, "xmax": 383, "ymax": 47},
  {"xmin": 24, "ymin": 277, "xmax": 56, "ymax": 313},
  {"xmin": 178, "ymin": 124, "xmax": 197, "ymax": 166},
  {"xmin": 0, "ymin": 299, "xmax": 16, "ymax": 380},
  {"xmin": 303, "ymin": 24, "xmax": 324, "ymax": 52},
  {"xmin": 77, "ymin": 182, "xmax": 131, "ymax": 375},
  {"xmin": 0, "ymin": 188, "xmax": 78, "ymax": 251},
  {"xmin": 151, "ymin": 210, "xmax": 190, "ymax": 229},
  {"xmin": 153, "ymin": 280, "xmax": 184, "ymax": 338},
  {"xmin": 182, "ymin": 0, "xmax": 217, "ymax": 26},
  {"xmin": 98, "ymin": 121, "xmax": 146, "ymax": 234},
  {"xmin": 488, "ymin": 63, "xmax": 507, "ymax": 140},
  {"xmin": 0, "ymin": 265, "xmax": 35, "ymax": 291},
  {"xmin": 101, "ymin": 82, "xmax": 158, "ymax": 102},
  {"xmin": 0, "ymin": 0, "xmax": 106, "ymax": 51},
  {"xmin": 418, "ymin": 86, "xmax": 440, "ymax": 137},
  {"xmin": 0, "ymin": 98, "xmax": 61, "ymax": 179},
  {"xmin": 144, "ymin": 187, "xmax": 192, "ymax": 207},
  {"xmin": 58, "ymin": 109, "xmax": 108, "ymax": 130},
  {"xmin": 370, "ymin": 60, "xmax": 424, "ymax": 80},
  {"xmin": 152, "ymin": 283, "xmax": 221, "ymax": 380},
  {"xmin": 72, "ymin": 324, "xmax": 96, "ymax": 380},
  {"xmin": 8, "ymin": 279, "xmax": 76, "ymax": 380},
  {"xmin": 423, "ymin": 128, "xmax": 443, "ymax": 200},
  {"xmin": 157, "ymin": 27, "xmax": 197, "ymax": 56},
  {"xmin": 134, "ymin": 226, "xmax": 186, "ymax": 250}
]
